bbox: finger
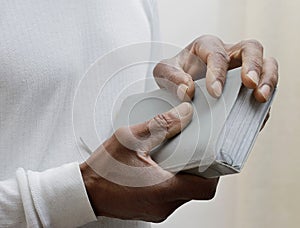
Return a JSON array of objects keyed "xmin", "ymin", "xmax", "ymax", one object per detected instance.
[
  {"xmin": 191, "ymin": 36, "xmax": 230, "ymax": 98},
  {"xmin": 228, "ymin": 39, "xmax": 264, "ymax": 89},
  {"xmin": 173, "ymin": 173, "xmax": 219, "ymax": 200},
  {"xmin": 114, "ymin": 102, "xmax": 193, "ymax": 153},
  {"xmin": 179, "ymin": 49, "xmax": 207, "ymax": 81},
  {"xmin": 254, "ymin": 57, "xmax": 279, "ymax": 102},
  {"xmin": 153, "ymin": 60, "xmax": 195, "ymax": 101},
  {"xmin": 205, "ymin": 51, "xmax": 230, "ymax": 98}
]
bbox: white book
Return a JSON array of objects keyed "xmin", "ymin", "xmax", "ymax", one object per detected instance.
[{"xmin": 114, "ymin": 68, "xmax": 277, "ymax": 178}]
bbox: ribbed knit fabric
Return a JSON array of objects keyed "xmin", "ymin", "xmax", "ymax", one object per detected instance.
[{"xmin": 0, "ymin": 0, "xmax": 159, "ymax": 227}]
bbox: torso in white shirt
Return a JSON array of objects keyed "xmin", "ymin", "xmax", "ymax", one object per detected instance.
[{"xmin": 0, "ymin": 0, "xmax": 158, "ymax": 227}]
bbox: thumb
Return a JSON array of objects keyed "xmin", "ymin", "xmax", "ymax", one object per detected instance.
[
  {"xmin": 114, "ymin": 102, "xmax": 193, "ymax": 154},
  {"xmin": 153, "ymin": 61, "xmax": 195, "ymax": 101}
]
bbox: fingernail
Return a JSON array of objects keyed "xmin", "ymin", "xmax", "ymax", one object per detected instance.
[
  {"xmin": 259, "ymin": 84, "xmax": 271, "ymax": 100},
  {"xmin": 177, "ymin": 84, "xmax": 189, "ymax": 101},
  {"xmin": 211, "ymin": 80, "xmax": 223, "ymax": 97},
  {"xmin": 171, "ymin": 102, "xmax": 193, "ymax": 118},
  {"xmin": 247, "ymin": 71, "xmax": 260, "ymax": 86}
]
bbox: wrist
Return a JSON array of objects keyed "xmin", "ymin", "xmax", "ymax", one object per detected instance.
[{"xmin": 80, "ymin": 162, "xmax": 100, "ymax": 216}]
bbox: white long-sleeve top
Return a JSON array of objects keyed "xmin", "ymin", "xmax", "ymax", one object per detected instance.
[{"xmin": 0, "ymin": 0, "xmax": 159, "ymax": 227}]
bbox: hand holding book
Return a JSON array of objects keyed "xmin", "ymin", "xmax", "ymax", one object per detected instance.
[
  {"xmin": 114, "ymin": 36, "xmax": 279, "ymax": 178},
  {"xmin": 80, "ymin": 35, "xmax": 279, "ymax": 223}
]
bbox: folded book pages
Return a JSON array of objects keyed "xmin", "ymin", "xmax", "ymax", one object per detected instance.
[{"xmin": 113, "ymin": 68, "xmax": 277, "ymax": 178}]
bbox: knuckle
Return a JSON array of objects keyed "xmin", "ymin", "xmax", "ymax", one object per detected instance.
[
  {"xmin": 193, "ymin": 35, "xmax": 224, "ymax": 52},
  {"xmin": 271, "ymin": 71, "xmax": 279, "ymax": 84},
  {"xmin": 265, "ymin": 57, "xmax": 279, "ymax": 69},
  {"xmin": 262, "ymin": 57, "xmax": 279, "ymax": 85},
  {"xmin": 207, "ymin": 51, "xmax": 229, "ymax": 83},
  {"xmin": 153, "ymin": 59, "xmax": 182, "ymax": 89},
  {"xmin": 153, "ymin": 61, "xmax": 167, "ymax": 77},
  {"xmin": 250, "ymin": 58, "xmax": 263, "ymax": 71},
  {"xmin": 153, "ymin": 114, "xmax": 173, "ymax": 132},
  {"xmin": 210, "ymin": 50, "xmax": 231, "ymax": 64},
  {"xmin": 154, "ymin": 59, "xmax": 176, "ymax": 77},
  {"xmin": 244, "ymin": 39, "xmax": 264, "ymax": 51},
  {"xmin": 269, "ymin": 75, "xmax": 279, "ymax": 87}
]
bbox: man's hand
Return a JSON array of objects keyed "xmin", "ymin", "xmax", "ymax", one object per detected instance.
[
  {"xmin": 80, "ymin": 103, "xmax": 218, "ymax": 223},
  {"xmin": 154, "ymin": 35, "xmax": 279, "ymax": 103}
]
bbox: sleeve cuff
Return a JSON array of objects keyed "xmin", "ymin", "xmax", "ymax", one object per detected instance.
[{"xmin": 26, "ymin": 162, "xmax": 97, "ymax": 227}]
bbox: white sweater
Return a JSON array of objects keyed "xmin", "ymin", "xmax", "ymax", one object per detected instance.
[{"xmin": 0, "ymin": 0, "xmax": 159, "ymax": 227}]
